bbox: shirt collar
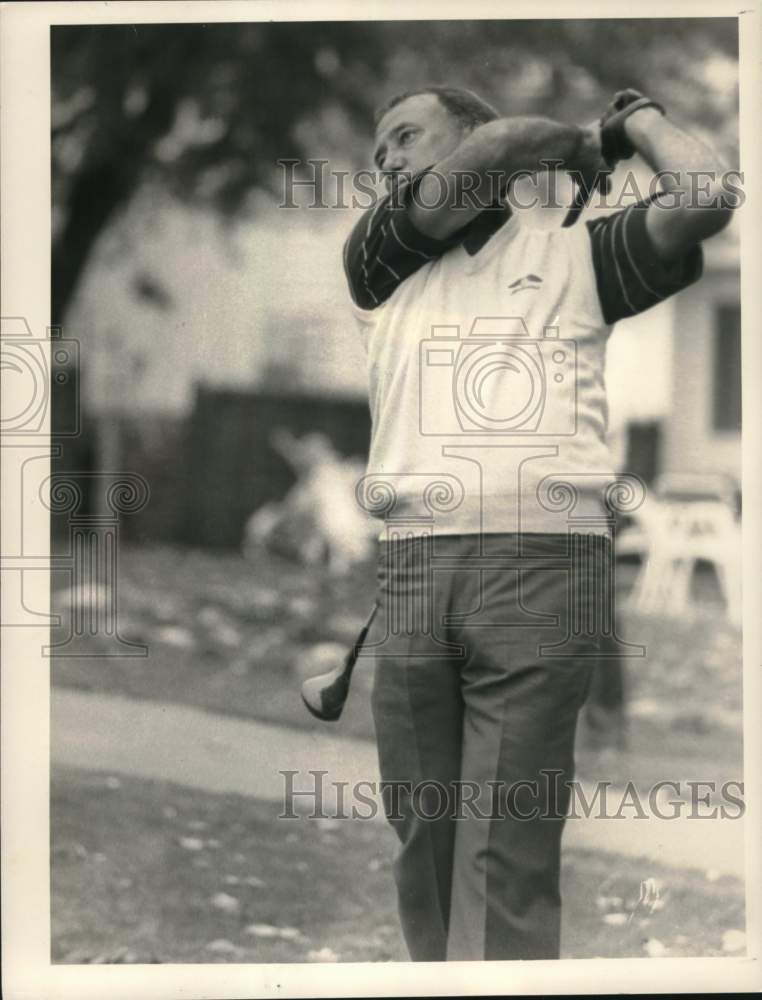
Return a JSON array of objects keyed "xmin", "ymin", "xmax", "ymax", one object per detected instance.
[{"xmin": 461, "ymin": 202, "xmax": 513, "ymax": 256}]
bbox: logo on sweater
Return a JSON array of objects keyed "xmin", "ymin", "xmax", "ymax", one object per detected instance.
[{"xmin": 508, "ymin": 274, "xmax": 543, "ymax": 295}]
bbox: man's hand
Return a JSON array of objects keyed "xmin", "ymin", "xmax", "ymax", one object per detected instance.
[
  {"xmin": 599, "ymin": 89, "xmax": 665, "ymax": 166},
  {"xmin": 599, "ymin": 88, "xmax": 738, "ymax": 262}
]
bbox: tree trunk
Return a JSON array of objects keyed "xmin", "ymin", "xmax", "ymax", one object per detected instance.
[{"xmin": 51, "ymin": 159, "xmax": 140, "ymax": 328}]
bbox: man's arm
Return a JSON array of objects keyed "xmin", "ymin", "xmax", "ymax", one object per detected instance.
[
  {"xmin": 343, "ymin": 179, "xmax": 467, "ymax": 310},
  {"xmin": 624, "ymin": 108, "xmax": 738, "ymax": 262},
  {"xmin": 411, "ymin": 117, "xmax": 604, "ymax": 240}
]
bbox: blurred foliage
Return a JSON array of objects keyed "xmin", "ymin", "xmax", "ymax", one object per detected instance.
[{"xmin": 51, "ymin": 19, "xmax": 738, "ymax": 322}]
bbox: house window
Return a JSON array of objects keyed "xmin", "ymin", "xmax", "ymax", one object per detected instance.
[{"xmin": 712, "ymin": 304, "xmax": 741, "ymax": 432}]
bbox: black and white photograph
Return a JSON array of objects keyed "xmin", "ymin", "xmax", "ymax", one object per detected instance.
[{"xmin": 1, "ymin": 2, "xmax": 760, "ymax": 997}]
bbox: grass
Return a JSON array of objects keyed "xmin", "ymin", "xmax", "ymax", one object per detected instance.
[
  {"xmin": 51, "ymin": 765, "xmax": 745, "ymax": 964},
  {"xmin": 51, "ymin": 544, "xmax": 743, "ymax": 790}
]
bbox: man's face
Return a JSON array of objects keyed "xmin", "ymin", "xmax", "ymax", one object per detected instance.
[{"xmin": 373, "ymin": 93, "xmax": 468, "ymax": 188}]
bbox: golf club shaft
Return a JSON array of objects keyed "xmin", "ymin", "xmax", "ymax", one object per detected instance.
[
  {"xmin": 562, "ymin": 168, "xmax": 610, "ymax": 227},
  {"xmin": 350, "ymin": 600, "xmax": 379, "ymax": 663}
]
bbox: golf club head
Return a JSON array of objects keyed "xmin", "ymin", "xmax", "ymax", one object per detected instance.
[
  {"xmin": 300, "ymin": 602, "xmax": 378, "ymax": 722},
  {"xmin": 301, "ymin": 659, "xmax": 352, "ymax": 722}
]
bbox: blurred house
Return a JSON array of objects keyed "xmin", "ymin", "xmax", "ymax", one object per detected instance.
[
  {"xmin": 603, "ymin": 225, "xmax": 741, "ymax": 494},
  {"xmin": 663, "ymin": 232, "xmax": 741, "ymax": 486},
  {"xmin": 583, "ymin": 165, "xmax": 741, "ymax": 495}
]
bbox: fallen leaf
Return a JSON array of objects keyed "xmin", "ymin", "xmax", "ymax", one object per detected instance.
[
  {"xmin": 246, "ymin": 924, "xmax": 303, "ymax": 941},
  {"xmin": 288, "ymin": 596, "xmax": 317, "ymax": 619},
  {"xmin": 56, "ymin": 584, "xmax": 112, "ymax": 615},
  {"xmin": 210, "ymin": 892, "xmax": 240, "ymax": 914},
  {"xmin": 627, "ymin": 698, "xmax": 664, "ymax": 719},
  {"xmin": 603, "ymin": 913, "xmax": 628, "ymax": 927},
  {"xmin": 154, "ymin": 625, "xmax": 195, "ymax": 649},
  {"xmin": 307, "ymin": 946, "xmax": 339, "ymax": 962},
  {"xmin": 250, "ymin": 587, "xmax": 280, "ymax": 611},
  {"xmin": 212, "ymin": 623, "xmax": 242, "ymax": 647},
  {"xmin": 643, "ymin": 938, "xmax": 668, "ymax": 958},
  {"xmin": 277, "ymin": 927, "xmax": 303, "ymax": 941},
  {"xmin": 206, "ymin": 939, "xmax": 239, "ymax": 954},
  {"xmin": 246, "ymin": 924, "xmax": 280, "ymax": 938},
  {"xmin": 722, "ymin": 929, "xmax": 746, "ymax": 953},
  {"xmin": 178, "ymin": 837, "xmax": 204, "ymax": 852}
]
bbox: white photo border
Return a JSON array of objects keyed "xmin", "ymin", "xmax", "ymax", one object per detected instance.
[{"xmin": 1, "ymin": 1, "xmax": 760, "ymax": 997}]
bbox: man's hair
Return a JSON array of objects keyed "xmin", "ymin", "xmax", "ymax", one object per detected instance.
[{"xmin": 374, "ymin": 85, "xmax": 500, "ymax": 131}]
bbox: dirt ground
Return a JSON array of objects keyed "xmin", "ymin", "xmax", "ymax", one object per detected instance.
[{"xmin": 52, "ymin": 766, "xmax": 745, "ymax": 964}]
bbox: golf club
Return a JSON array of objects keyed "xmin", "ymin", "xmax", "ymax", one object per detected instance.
[{"xmin": 300, "ymin": 601, "xmax": 379, "ymax": 721}]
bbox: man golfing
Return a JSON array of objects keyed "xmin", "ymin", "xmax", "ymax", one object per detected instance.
[{"xmin": 335, "ymin": 85, "xmax": 735, "ymax": 962}]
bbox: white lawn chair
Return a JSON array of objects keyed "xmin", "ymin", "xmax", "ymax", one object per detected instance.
[{"xmin": 626, "ymin": 493, "xmax": 741, "ymax": 624}]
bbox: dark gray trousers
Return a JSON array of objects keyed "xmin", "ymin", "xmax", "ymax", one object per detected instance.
[{"xmin": 370, "ymin": 533, "xmax": 607, "ymax": 961}]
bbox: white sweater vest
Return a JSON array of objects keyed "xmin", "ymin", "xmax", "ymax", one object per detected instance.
[{"xmin": 352, "ymin": 215, "xmax": 618, "ymax": 536}]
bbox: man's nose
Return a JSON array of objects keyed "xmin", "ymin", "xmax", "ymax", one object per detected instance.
[{"xmin": 382, "ymin": 151, "xmax": 407, "ymax": 173}]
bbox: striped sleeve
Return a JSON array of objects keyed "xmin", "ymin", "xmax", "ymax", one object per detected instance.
[
  {"xmin": 342, "ymin": 172, "xmax": 464, "ymax": 310},
  {"xmin": 586, "ymin": 198, "xmax": 704, "ymax": 325}
]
